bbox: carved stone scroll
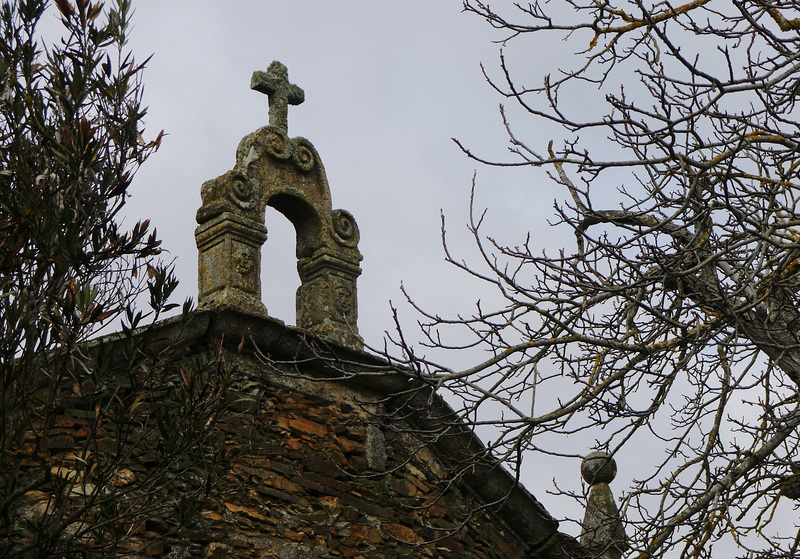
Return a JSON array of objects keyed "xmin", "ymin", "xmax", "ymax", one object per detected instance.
[{"xmin": 196, "ymin": 62, "xmax": 362, "ymax": 349}]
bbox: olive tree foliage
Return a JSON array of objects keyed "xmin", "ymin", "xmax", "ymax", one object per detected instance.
[
  {"xmin": 391, "ymin": 1, "xmax": 800, "ymax": 557},
  {"xmin": 0, "ymin": 1, "xmax": 230, "ymax": 557}
]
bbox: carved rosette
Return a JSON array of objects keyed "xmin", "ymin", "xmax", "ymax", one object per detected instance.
[
  {"xmin": 228, "ymin": 172, "xmax": 256, "ymax": 211},
  {"xmin": 291, "ymin": 137, "xmax": 316, "ymax": 171},
  {"xmin": 263, "ymin": 128, "xmax": 292, "ymax": 160},
  {"xmin": 331, "ymin": 209, "xmax": 360, "ymax": 248},
  {"xmin": 249, "ymin": 127, "xmax": 295, "ymax": 164}
]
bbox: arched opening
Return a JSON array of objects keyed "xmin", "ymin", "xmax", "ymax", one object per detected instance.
[
  {"xmin": 260, "ymin": 206, "xmax": 299, "ymax": 325},
  {"xmin": 195, "ymin": 125, "xmax": 362, "ymax": 347}
]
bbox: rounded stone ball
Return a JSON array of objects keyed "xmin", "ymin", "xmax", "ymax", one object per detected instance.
[{"xmin": 581, "ymin": 451, "xmax": 617, "ymax": 485}]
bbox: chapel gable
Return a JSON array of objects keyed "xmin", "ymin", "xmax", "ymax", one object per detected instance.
[{"xmin": 7, "ymin": 62, "xmax": 626, "ymax": 559}]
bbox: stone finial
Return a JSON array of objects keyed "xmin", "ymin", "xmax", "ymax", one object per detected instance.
[
  {"xmin": 779, "ymin": 462, "xmax": 800, "ymax": 499},
  {"xmin": 196, "ymin": 62, "xmax": 362, "ymax": 348},
  {"xmin": 580, "ymin": 452, "xmax": 628, "ymax": 559},
  {"xmin": 251, "ymin": 61, "xmax": 305, "ymax": 132}
]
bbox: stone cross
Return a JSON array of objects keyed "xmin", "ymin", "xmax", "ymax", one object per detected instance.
[{"xmin": 251, "ymin": 61, "xmax": 305, "ymax": 132}]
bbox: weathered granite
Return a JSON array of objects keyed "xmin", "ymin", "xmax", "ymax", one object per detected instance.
[{"xmin": 196, "ymin": 61, "xmax": 362, "ymax": 349}]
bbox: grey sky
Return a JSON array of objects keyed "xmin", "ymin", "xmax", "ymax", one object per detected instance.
[
  {"xmin": 122, "ymin": 2, "xmax": 557, "ymax": 343},
  {"xmin": 30, "ymin": 1, "xmax": 800, "ymax": 552}
]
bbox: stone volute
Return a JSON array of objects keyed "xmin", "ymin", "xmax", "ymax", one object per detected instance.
[
  {"xmin": 195, "ymin": 61, "xmax": 363, "ymax": 348},
  {"xmin": 580, "ymin": 452, "xmax": 628, "ymax": 559}
]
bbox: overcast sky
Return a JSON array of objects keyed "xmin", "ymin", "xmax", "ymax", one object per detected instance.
[
  {"xmin": 104, "ymin": 1, "xmax": 601, "ymax": 532},
  {"xmin": 30, "ymin": 2, "xmax": 800, "ymax": 550},
  {"xmin": 120, "ymin": 1, "xmax": 560, "ymax": 336}
]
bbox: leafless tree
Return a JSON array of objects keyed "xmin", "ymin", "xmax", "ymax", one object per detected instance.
[{"xmin": 390, "ymin": 1, "xmax": 800, "ymax": 557}]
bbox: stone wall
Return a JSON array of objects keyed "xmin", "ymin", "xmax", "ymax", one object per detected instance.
[
  {"xmin": 190, "ymin": 375, "xmax": 534, "ymax": 558},
  {"xmin": 7, "ymin": 310, "xmax": 582, "ymax": 559}
]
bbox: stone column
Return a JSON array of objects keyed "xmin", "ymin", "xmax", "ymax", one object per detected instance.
[
  {"xmin": 295, "ymin": 208, "xmax": 362, "ymax": 348},
  {"xmin": 196, "ymin": 205, "xmax": 268, "ymax": 317}
]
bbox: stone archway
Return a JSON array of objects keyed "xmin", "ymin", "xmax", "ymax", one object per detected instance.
[{"xmin": 195, "ymin": 62, "xmax": 362, "ymax": 349}]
